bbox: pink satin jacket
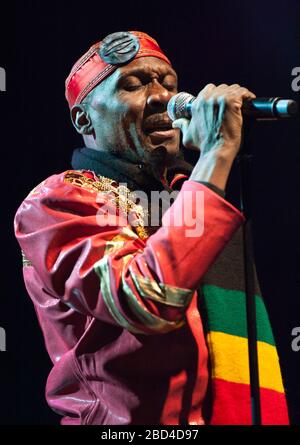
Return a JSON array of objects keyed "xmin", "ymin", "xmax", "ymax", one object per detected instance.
[{"xmin": 14, "ymin": 170, "xmax": 243, "ymax": 424}]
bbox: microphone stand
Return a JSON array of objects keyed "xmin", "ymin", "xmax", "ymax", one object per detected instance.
[{"xmin": 238, "ymin": 120, "xmax": 261, "ymax": 425}]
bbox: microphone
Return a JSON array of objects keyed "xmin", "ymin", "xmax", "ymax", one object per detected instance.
[{"xmin": 167, "ymin": 92, "xmax": 298, "ymax": 121}]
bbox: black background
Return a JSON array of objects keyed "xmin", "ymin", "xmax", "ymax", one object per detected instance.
[{"xmin": 0, "ymin": 0, "xmax": 299, "ymax": 425}]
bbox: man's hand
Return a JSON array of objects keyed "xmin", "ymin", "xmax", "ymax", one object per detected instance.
[{"xmin": 172, "ymin": 83, "xmax": 256, "ymax": 191}]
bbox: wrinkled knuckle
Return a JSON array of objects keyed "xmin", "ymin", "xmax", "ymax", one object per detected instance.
[
  {"xmin": 223, "ymin": 94, "xmax": 233, "ymax": 105},
  {"xmin": 224, "ymin": 97, "xmax": 241, "ymax": 112},
  {"xmin": 227, "ymin": 92, "xmax": 237, "ymax": 99}
]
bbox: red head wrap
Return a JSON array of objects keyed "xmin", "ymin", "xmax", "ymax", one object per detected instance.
[{"xmin": 65, "ymin": 31, "xmax": 171, "ymax": 109}]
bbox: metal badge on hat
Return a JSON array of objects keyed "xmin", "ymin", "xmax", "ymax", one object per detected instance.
[{"xmin": 99, "ymin": 31, "xmax": 140, "ymax": 65}]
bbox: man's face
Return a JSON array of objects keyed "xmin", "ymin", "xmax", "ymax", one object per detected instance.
[{"xmin": 85, "ymin": 56, "xmax": 180, "ymax": 168}]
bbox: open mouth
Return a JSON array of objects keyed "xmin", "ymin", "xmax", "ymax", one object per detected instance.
[{"xmin": 143, "ymin": 118, "xmax": 176, "ymax": 140}]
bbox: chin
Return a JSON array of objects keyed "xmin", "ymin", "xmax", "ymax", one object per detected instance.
[
  {"xmin": 145, "ymin": 142, "xmax": 178, "ymax": 166},
  {"xmin": 152, "ymin": 143, "xmax": 179, "ymax": 167}
]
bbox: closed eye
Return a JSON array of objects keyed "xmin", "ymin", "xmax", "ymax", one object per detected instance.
[
  {"xmin": 162, "ymin": 83, "xmax": 177, "ymax": 92},
  {"xmin": 118, "ymin": 71, "xmax": 177, "ymax": 93},
  {"xmin": 123, "ymin": 83, "xmax": 143, "ymax": 91}
]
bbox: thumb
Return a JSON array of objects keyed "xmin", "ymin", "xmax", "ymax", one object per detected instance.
[{"xmin": 172, "ymin": 118, "xmax": 190, "ymax": 133}]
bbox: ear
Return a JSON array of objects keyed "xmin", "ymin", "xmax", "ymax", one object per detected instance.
[{"xmin": 70, "ymin": 104, "xmax": 94, "ymax": 135}]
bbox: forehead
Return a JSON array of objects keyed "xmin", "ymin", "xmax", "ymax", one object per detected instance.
[{"xmin": 116, "ymin": 56, "xmax": 177, "ymax": 78}]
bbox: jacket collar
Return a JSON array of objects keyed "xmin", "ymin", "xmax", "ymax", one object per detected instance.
[{"xmin": 71, "ymin": 147, "xmax": 193, "ymax": 193}]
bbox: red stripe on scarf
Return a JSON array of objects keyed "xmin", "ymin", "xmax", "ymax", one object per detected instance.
[{"xmin": 209, "ymin": 379, "xmax": 289, "ymax": 425}]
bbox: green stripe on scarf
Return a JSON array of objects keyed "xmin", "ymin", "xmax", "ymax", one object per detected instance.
[
  {"xmin": 200, "ymin": 283, "xmax": 289, "ymax": 424},
  {"xmin": 201, "ymin": 284, "xmax": 275, "ymax": 346}
]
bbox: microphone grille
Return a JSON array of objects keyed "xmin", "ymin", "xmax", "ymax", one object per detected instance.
[{"xmin": 167, "ymin": 92, "xmax": 195, "ymax": 121}]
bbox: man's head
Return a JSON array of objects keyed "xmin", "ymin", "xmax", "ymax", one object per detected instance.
[{"xmin": 66, "ymin": 32, "xmax": 180, "ymax": 172}]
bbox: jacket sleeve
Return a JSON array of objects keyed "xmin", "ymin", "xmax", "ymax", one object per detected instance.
[{"xmin": 14, "ymin": 170, "xmax": 244, "ymax": 335}]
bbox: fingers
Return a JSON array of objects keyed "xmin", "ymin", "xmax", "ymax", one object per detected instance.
[
  {"xmin": 239, "ymin": 87, "xmax": 256, "ymax": 100},
  {"xmin": 196, "ymin": 83, "xmax": 256, "ymax": 101},
  {"xmin": 172, "ymin": 83, "xmax": 256, "ymax": 152},
  {"xmin": 172, "ymin": 117, "xmax": 190, "ymax": 132},
  {"xmin": 199, "ymin": 83, "xmax": 216, "ymax": 99},
  {"xmin": 172, "ymin": 117, "xmax": 198, "ymax": 149},
  {"xmin": 190, "ymin": 84, "xmax": 256, "ymax": 119}
]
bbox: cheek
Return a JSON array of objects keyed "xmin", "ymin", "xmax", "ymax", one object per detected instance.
[
  {"xmin": 91, "ymin": 94, "xmax": 110, "ymax": 115},
  {"xmin": 127, "ymin": 122, "xmax": 143, "ymax": 148},
  {"xmin": 92, "ymin": 93, "xmax": 129, "ymax": 121},
  {"xmin": 92, "ymin": 91, "xmax": 145, "ymax": 146},
  {"xmin": 119, "ymin": 101, "xmax": 144, "ymax": 137},
  {"xmin": 111, "ymin": 105, "xmax": 142, "ymax": 150}
]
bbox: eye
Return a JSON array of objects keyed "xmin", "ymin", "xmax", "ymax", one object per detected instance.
[
  {"xmin": 162, "ymin": 74, "xmax": 178, "ymax": 92},
  {"xmin": 123, "ymin": 83, "xmax": 143, "ymax": 91},
  {"xmin": 121, "ymin": 76, "xmax": 143, "ymax": 91},
  {"xmin": 162, "ymin": 82, "xmax": 177, "ymax": 92}
]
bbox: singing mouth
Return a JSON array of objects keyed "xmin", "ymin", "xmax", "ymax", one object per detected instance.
[{"xmin": 143, "ymin": 117, "xmax": 176, "ymax": 140}]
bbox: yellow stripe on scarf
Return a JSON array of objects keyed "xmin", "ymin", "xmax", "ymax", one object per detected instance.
[{"xmin": 207, "ymin": 331, "xmax": 284, "ymax": 393}]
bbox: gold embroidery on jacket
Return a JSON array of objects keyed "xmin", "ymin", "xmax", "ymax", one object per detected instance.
[
  {"xmin": 63, "ymin": 170, "xmax": 148, "ymax": 240},
  {"xmin": 104, "ymin": 228, "xmax": 139, "ymax": 255}
]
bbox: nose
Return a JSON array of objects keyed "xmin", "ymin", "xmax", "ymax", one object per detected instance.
[{"xmin": 146, "ymin": 80, "xmax": 173, "ymax": 112}]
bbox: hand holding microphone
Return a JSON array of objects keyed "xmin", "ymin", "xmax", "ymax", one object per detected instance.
[
  {"xmin": 170, "ymin": 83, "xmax": 256, "ymax": 158},
  {"xmin": 168, "ymin": 86, "xmax": 298, "ymax": 154},
  {"xmin": 169, "ymin": 83, "xmax": 256, "ymax": 189},
  {"xmin": 168, "ymin": 92, "xmax": 298, "ymax": 122},
  {"xmin": 167, "ymin": 84, "xmax": 297, "ymax": 190}
]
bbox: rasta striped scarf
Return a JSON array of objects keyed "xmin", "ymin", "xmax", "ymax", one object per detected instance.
[{"xmin": 200, "ymin": 228, "xmax": 289, "ymax": 424}]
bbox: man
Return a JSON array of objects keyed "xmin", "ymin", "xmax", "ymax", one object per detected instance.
[{"xmin": 14, "ymin": 31, "xmax": 289, "ymax": 425}]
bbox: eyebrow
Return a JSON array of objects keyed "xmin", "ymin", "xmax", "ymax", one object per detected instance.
[{"xmin": 116, "ymin": 67, "xmax": 178, "ymax": 81}]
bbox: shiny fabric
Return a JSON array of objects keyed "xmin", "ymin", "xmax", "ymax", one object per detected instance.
[
  {"xmin": 14, "ymin": 170, "xmax": 244, "ymax": 424},
  {"xmin": 65, "ymin": 31, "xmax": 171, "ymax": 108}
]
